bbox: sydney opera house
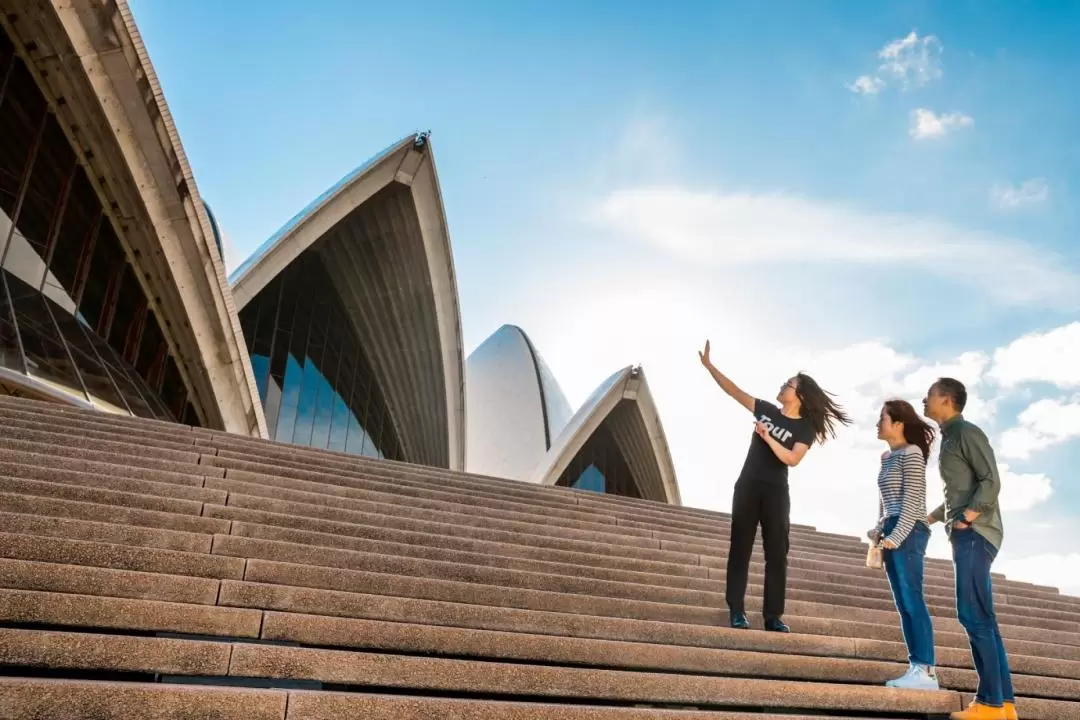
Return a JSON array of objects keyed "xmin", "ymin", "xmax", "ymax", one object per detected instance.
[{"xmin": 0, "ymin": 0, "xmax": 680, "ymax": 504}]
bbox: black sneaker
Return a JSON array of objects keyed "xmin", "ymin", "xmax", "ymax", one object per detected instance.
[
  {"xmin": 729, "ymin": 612, "xmax": 751, "ymax": 630},
  {"xmin": 764, "ymin": 617, "xmax": 790, "ymax": 633}
]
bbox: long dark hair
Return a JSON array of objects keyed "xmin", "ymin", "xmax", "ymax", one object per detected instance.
[
  {"xmin": 883, "ymin": 399, "xmax": 936, "ymax": 463},
  {"xmin": 795, "ymin": 372, "xmax": 852, "ymax": 444}
]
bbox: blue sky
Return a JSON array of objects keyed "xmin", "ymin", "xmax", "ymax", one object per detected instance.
[{"xmin": 130, "ymin": 1, "xmax": 1080, "ymax": 593}]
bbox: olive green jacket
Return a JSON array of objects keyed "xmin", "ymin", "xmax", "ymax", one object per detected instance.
[{"xmin": 929, "ymin": 414, "xmax": 1004, "ymax": 549}]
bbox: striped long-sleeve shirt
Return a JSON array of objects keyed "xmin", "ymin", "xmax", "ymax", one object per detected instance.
[{"xmin": 876, "ymin": 443, "xmax": 928, "ymax": 547}]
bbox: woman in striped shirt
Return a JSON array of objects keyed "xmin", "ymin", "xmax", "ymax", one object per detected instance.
[{"xmin": 871, "ymin": 399, "xmax": 939, "ymax": 691}]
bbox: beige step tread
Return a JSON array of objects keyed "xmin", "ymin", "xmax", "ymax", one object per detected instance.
[
  {"xmin": 0, "ymin": 558, "xmax": 220, "ymax": 605},
  {"xmin": 0, "ymin": 531, "xmax": 244, "ymax": 580},
  {"xmin": 0, "ymin": 432, "xmax": 212, "ymax": 471},
  {"xmin": 0, "ymin": 473, "xmax": 209, "ymax": 516},
  {"xmin": 0, "ymin": 448, "xmax": 219, "ymax": 491},
  {"xmin": 0, "ymin": 678, "xmax": 911, "ymax": 720},
  {"xmin": 0, "ymin": 628, "xmax": 230, "ymax": 676},
  {"xmin": 0, "ymin": 588, "xmax": 262, "ymax": 638},
  {"xmin": 0, "ymin": 629, "xmax": 959, "ymax": 713},
  {"xmin": 287, "ymin": 692, "xmax": 906, "ymax": 720},
  {"xmin": 219, "ymin": 580, "xmax": 1080, "ymax": 664},
  {"xmin": 260, "ymin": 610, "xmax": 1080, "ymax": 697},
  {"xmin": 226, "ymin": 642, "xmax": 962, "ymax": 713},
  {"xmin": 0, "ymin": 510, "xmax": 212, "ymax": 553},
  {"xmin": 0, "ymin": 492, "xmax": 229, "ymax": 535},
  {"xmin": 0, "ymin": 677, "xmax": 286, "ymax": 720}
]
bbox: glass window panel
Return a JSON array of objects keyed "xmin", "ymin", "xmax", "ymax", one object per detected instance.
[
  {"xmin": 250, "ymin": 353, "xmax": 269, "ymax": 400},
  {"xmin": 77, "ymin": 221, "xmax": 122, "ymax": 329},
  {"xmin": 6, "ymin": 271, "xmax": 84, "ymax": 400},
  {"xmin": 263, "ymin": 371, "xmax": 283, "ymax": 440},
  {"xmin": 327, "ymin": 392, "xmax": 351, "ymax": 453},
  {"xmin": 0, "ymin": 272, "xmax": 26, "ymax": 375},
  {"xmin": 573, "ymin": 464, "xmax": 607, "ymax": 494},
  {"xmin": 0, "ymin": 58, "xmax": 47, "ymax": 209},
  {"xmin": 11, "ymin": 114, "xmax": 70, "ymax": 260},
  {"xmin": 291, "ymin": 354, "xmax": 321, "ymax": 447},
  {"xmin": 135, "ymin": 316, "xmax": 164, "ymax": 380},
  {"xmin": 161, "ymin": 356, "xmax": 188, "ymax": 420},
  {"xmin": 274, "ymin": 352, "xmax": 303, "ymax": 444},
  {"xmin": 86, "ymin": 330, "xmax": 155, "ymax": 419},
  {"xmin": 51, "ymin": 303, "xmax": 130, "ymax": 413},
  {"xmin": 45, "ymin": 167, "xmax": 96, "ymax": 297},
  {"xmin": 107, "ymin": 265, "xmax": 140, "ymax": 350}
]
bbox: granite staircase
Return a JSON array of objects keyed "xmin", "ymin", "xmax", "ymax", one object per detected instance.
[{"xmin": 0, "ymin": 395, "xmax": 1077, "ymax": 719}]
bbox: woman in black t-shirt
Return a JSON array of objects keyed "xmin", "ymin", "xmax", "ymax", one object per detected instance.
[{"xmin": 698, "ymin": 339, "xmax": 851, "ymax": 632}]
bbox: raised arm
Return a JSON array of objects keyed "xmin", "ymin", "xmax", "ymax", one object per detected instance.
[{"xmin": 699, "ymin": 340, "xmax": 755, "ymax": 413}]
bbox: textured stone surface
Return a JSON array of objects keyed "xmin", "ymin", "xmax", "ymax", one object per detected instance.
[
  {"xmin": 286, "ymin": 692, "xmax": 897, "ymax": 719},
  {"xmin": 0, "ymin": 628, "xmax": 230, "ymax": 675},
  {"xmin": 229, "ymin": 644, "xmax": 961, "ymax": 712},
  {"xmin": 0, "ymin": 678, "xmax": 286, "ymax": 720},
  {"xmin": 0, "ymin": 492, "xmax": 229, "ymax": 534},
  {"xmin": 0, "ymin": 558, "xmax": 220, "ymax": 605},
  {"xmin": 0, "ymin": 511, "xmax": 211, "ymax": 553},
  {"xmin": 0, "ymin": 588, "xmax": 262, "ymax": 637},
  {"xmin": 0, "ymin": 396, "xmax": 1077, "ymax": 720},
  {"xmin": 0, "ymin": 532, "xmax": 243, "ymax": 579},
  {"xmin": 0, "ymin": 473, "xmax": 207, "ymax": 515}
]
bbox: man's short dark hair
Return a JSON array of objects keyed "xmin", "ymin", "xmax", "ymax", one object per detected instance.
[{"xmin": 934, "ymin": 377, "xmax": 968, "ymax": 412}]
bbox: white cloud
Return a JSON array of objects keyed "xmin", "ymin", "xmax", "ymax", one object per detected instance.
[
  {"xmin": 991, "ymin": 178, "xmax": 1049, "ymax": 210},
  {"xmin": 997, "ymin": 464, "xmax": 1054, "ymax": 511},
  {"xmin": 999, "ymin": 397, "xmax": 1080, "ymax": 459},
  {"xmin": 592, "ymin": 188, "xmax": 1080, "ymax": 310},
  {"xmin": 909, "ymin": 108, "xmax": 974, "ymax": 140},
  {"xmin": 848, "ymin": 75, "xmax": 885, "ymax": 95},
  {"xmin": 878, "ymin": 32, "xmax": 944, "ymax": 89},
  {"xmin": 849, "ymin": 31, "xmax": 943, "ymax": 94},
  {"xmin": 996, "ymin": 553, "xmax": 1080, "ymax": 597},
  {"xmin": 988, "ymin": 323, "xmax": 1080, "ymax": 389}
]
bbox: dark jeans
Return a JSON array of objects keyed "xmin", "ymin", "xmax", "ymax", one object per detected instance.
[
  {"xmin": 882, "ymin": 516, "xmax": 935, "ymax": 667},
  {"xmin": 951, "ymin": 527, "xmax": 1014, "ymax": 707},
  {"xmin": 726, "ymin": 480, "xmax": 789, "ymax": 620}
]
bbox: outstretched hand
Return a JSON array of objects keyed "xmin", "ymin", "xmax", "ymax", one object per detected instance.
[{"xmin": 698, "ymin": 340, "xmax": 711, "ymax": 367}]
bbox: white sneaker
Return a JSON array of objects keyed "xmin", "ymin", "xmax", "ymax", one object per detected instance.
[{"xmin": 886, "ymin": 664, "xmax": 940, "ymax": 691}]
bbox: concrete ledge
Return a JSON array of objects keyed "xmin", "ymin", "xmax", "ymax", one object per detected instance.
[
  {"xmin": 0, "ymin": 588, "xmax": 262, "ymax": 638},
  {"xmin": 0, "ymin": 678, "xmax": 286, "ymax": 720}
]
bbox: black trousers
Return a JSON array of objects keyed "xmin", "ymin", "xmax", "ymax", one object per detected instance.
[{"xmin": 725, "ymin": 480, "xmax": 791, "ymax": 620}]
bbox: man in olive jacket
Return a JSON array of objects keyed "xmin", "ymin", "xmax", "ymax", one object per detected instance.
[{"xmin": 924, "ymin": 378, "xmax": 1015, "ymax": 720}]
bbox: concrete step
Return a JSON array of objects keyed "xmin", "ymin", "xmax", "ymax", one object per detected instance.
[
  {"xmin": 0, "ymin": 405, "xmax": 1053, "ymax": 595},
  {"xmin": 0, "ymin": 399, "xmax": 911, "ymax": 541},
  {"xmin": 0, "ymin": 491, "xmax": 229, "ymax": 535},
  {"xmin": 0, "ymin": 396, "xmax": 1073, "ymax": 719},
  {"xmin": 0, "ymin": 431, "xmax": 873, "ymax": 555},
  {"xmin": 257, "ymin": 611, "xmax": 1080, "ymax": 700},
  {"xmin": 219, "ymin": 580, "xmax": 1080, "ymax": 664},
  {"xmin": 0, "ymin": 588, "xmax": 261, "ymax": 638},
  {"xmin": 0, "ymin": 678, "xmax": 286, "ymax": 719},
  {"xmin": 0, "ymin": 628, "xmax": 963, "ymax": 715},
  {"xmin": 2, "ymin": 456, "xmax": 1045, "ymax": 608},
  {"xmin": 1, "ymin": 486, "xmax": 1071, "ymax": 638},
  {"xmin": 0, "ymin": 677, "xmax": 929, "ymax": 720}
]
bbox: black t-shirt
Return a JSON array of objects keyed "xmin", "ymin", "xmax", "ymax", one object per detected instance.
[{"xmin": 736, "ymin": 399, "xmax": 815, "ymax": 486}]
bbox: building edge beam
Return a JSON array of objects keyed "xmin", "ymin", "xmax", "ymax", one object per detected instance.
[{"xmin": 49, "ymin": 0, "xmax": 266, "ymax": 436}]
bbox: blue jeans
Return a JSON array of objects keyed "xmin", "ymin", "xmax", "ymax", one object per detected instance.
[
  {"xmin": 951, "ymin": 527, "xmax": 1014, "ymax": 707},
  {"xmin": 882, "ymin": 517, "xmax": 935, "ymax": 667}
]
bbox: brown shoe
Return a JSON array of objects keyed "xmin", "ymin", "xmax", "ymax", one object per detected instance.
[{"xmin": 951, "ymin": 702, "xmax": 1007, "ymax": 720}]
